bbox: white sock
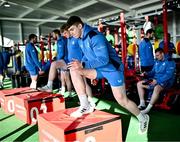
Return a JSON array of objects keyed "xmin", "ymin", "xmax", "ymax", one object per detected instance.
[
  {"xmin": 78, "ymin": 94, "xmax": 89, "ymax": 108},
  {"xmin": 61, "ymin": 86, "xmax": 66, "ymax": 93},
  {"xmin": 30, "ymin": 80, "xmax": 37, "ymax": 88},
  {"xmin": 32, "ymin": 80, "xmax": 37, "ymax": 84},
  {"xmin": 139, "ymin": 100, "xmax": 145, "ymax": 106},
  {"xmin": 142, "ymin": 104, "xmax": 153, "ymax": 114},
  {"xmin": 137, "ymin": 112, "xmax": 146, "ymax": 122},
  {"xmin": 47, "ymin": 81, "xmax": 53, "ymax": 89},
  {"xmin": 0, "ymin": 75, "xmax": 3, "ymax": 82}
]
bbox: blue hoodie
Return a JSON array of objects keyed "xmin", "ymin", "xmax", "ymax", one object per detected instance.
[
  {"xmin": 78, "ymin": 24, "xmax": 122, "ymax": 71},
  {"xmin": 67, "ymin": 37, "xmax": 83, "ymax": 62},
  {"xmin": 0, "ymin": 52, "xmax": 4, "ymax": 71},
  {"xmin": 159, "ymin": 40, "xmax": 175, "ymax": 59},
  {"xmin": 159, "ymin": 41, "xmax": 175, "ymax": 51},
  {"xmin": 2, "ymin": 50, "xmax": 11, "ymax": 69},
  {"xmin": 147, "ymin": 58, "xmax": 175, "ymax": 88},
  {"xmin": 25, "ymin": 42, "xmax": 42, "ymax": 71},
  {"xmin": 139, "ymin": 38, "xmax": 154, "ymax": 67},
  {"xmin": 56, "ymin": 36, "xmax": 68, "ymax": 63}
]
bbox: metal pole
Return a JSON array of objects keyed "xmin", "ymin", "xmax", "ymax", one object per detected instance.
[
  {"xmin": 98, "ymin": 19, "xmax": 105, "ymax": 93},
  {"xmin": 162, "ymin": 0, "xmax": 168, "ymax": 54},
  {"xmin": 40, "ymin": 38, "xmax": 45, "ymax": 65},
  {"xmin": 17, "ymin": 42, "xmax": 20, "ymax": 50},
  {"xmin": 0, "ymin": 21, "xmax": 4, "ymax": 49},
  {"xmin": 48, "ymin": 33, "xmax": 52, "ymax": 63},
  {"xmin": 114, "ymin": 27, "xmax": 118, "ymax": 49},
  {"xmin": 120, "ymin": 12, "xmax": 127, "ymax": 67}
]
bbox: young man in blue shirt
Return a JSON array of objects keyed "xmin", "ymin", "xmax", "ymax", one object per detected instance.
[
  {"xmin": 62, "ymin": 24, "xmax": 95, "ymax": 107},
  {"xmin": 2, "ymin": 48, "xmax": 11, "ymax": 79},
  {"xmin": 159, "ymin": 33, "xmax": 176, "ymax": 59},
  {"xmin": 25, "ymin": 34, "xmax": 44, "ymax": 89},
  {"xmin": 139, "ymin": 29, "xmax": 154, "ymax": 72},
  {"xmin": 137, "ymin": 48, "xmax": 175, "ymax": 114},
  {"xmin": 39, "ymin": 25, "xmax": 95, "ymax": 107},
  {"xmin": 38, "ymin": 29, "xmax": 69, "ymax": 93},
  {"xmin": 66, "ymin": 16, "xmax": 149, "ymax": 134}
]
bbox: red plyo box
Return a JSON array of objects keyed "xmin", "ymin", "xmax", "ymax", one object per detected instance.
[
  {"xmin": 0, "ymin": 87, "xmax": 30, "ymax": 114},
  {"xmin": 14, "ymin": 91, "xmax": 65, "ymax": 124},
  {"xmin": 38, "ymin": 108, "xmax": 122, "ymax": 142}
]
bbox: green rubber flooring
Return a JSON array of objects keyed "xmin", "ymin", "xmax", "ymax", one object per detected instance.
[{"xmin": 1, "ymin": 79, "xmax": 180, "ymax": 142}]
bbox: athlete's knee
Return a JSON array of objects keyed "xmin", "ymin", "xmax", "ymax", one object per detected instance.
[{"xmin": 137, "ymin": 81, "xmax": 144, "ymax": 87}]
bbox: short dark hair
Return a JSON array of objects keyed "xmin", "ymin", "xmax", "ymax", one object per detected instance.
[
  {"xmin": 52, "ymin": 29, "xmax": 60, "ymax": 35},
  {"xmin": 66, "ymin": 16, "xmax": 84, "ymax": 28},
  {"xmin": 146, "ymin": 29, "xmax": 154, "ymax": 35},
  {"xmin": 29, "ymin": 34, "xmax": 37, "ymax": 41},
  {"xmin": 155, "ymin": 47, "xmax": 164, "ymax": 53},
  {"xmin": 60, "ymin": 23, "xmax": 68, "ymax": 33}
]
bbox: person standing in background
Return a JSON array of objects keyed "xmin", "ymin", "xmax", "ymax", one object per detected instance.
[
  {"xmin": 25, "ymin": 34, "xmax": 44, "ymax": 89},
  {"xmin": 139, "ymin": 29, "xmax": 154, "ymax": 72},
  {"xmin": 159, "ymin": 33, "xmax": 176, "ymax": 59},
  {"xmin": 2, "ymin": 48, "xmax": 11, "ymax": 79}
]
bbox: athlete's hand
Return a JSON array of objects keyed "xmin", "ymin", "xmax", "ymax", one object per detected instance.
[
  {"xmin": 38, "ymin": 68, "xmax": 44, "ymax": 75},
  {"xmin": 67, "ymin": 59, "xmax": 83, "ymax": 70},
  {"xmin": 150, "ymin": 79, "xmax": 157, "ymax": 85}
]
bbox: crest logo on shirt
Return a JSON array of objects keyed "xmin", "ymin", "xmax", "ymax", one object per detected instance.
[
  {"xmin": 80, "ymin": 44, "xmax": 83, "ymax": 48},
  {"xmin": 72, "ymin": 41, "xmax": 75, "ymax": 45},
  {"xmin": 97, "ymin": 46, "xmax": 105, "ymax": 50},
  {"xmin": 87, "ymin": 42, "xmax": 90, "ymax": 47}
]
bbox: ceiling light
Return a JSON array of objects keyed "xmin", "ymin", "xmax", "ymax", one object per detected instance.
[{"xmin": 4, "ymin": 2, "xmax": 10, "ymax": 8}]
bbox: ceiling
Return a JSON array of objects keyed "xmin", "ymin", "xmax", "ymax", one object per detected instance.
[{"xmin": 0, "ymin": 0, "xmax": 164, "ymax": 28}]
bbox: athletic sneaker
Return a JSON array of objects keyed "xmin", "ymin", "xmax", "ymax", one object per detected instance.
[
  {"xmin": 89, "ymin": 103, "xmax": 96, "ymax": 113},
  {"xmin": 70, "ymin": 104, "xmax": 95, "ymax": 118},
  {"xmin": 38, "ymin": 85, "xmax": 52, "ymax": 93},
  {"xmin": 88, "ymin": 96, "xmax": 96, "ymax": 109},
  {"xmin": 89, "ymin": 101, "xmax": 96, "ymax": 110},
  {"xmin": 139, "ymin": 114, "xmax": 150, "ymax": 134}
]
